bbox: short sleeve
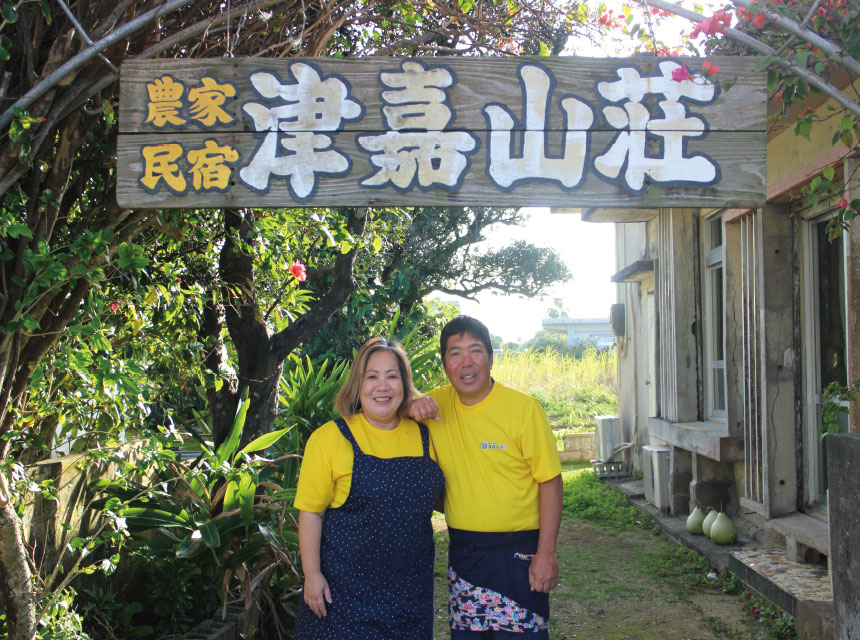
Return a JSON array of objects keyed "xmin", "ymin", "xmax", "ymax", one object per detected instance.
[
  {"xmin": 520, "ymin": 400, "xmax": 562, "ymax": 483},
  {"xmin": 294, "ymin": 427, "xmax": 336, "ymax": 512}
]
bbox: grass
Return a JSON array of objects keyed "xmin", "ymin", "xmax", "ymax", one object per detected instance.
[
  {"xmin": 493, "ymin": 348, "xmax": 617, "ymax": 432},
  {"xmin": 561, "ymin": 462, "xmax": 644, "ymax": 528}
]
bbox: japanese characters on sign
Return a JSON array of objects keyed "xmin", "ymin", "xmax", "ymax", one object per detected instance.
[{"xmin": 117, "ymin": 57, "xmax": 767, "ymax": 208}]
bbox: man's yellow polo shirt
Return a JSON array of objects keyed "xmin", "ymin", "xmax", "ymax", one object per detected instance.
[
  {"xmin": 294, "ymin": 413, "xmax": 437, "ymax": 513},
  {"xmin": 428, "ymin": 381, "xmax": 560, "ymax": 532}
]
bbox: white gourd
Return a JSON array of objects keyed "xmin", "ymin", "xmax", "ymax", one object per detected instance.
[
  {"xmin": 685, "ymin": 506, "xmax": 705, "ymax": 534},
  {"xmin": 702, "ymin": 508, "xmax": 718, "ymax": 537},
  {"xmin": 710, "ymin": 512, "xmax": 738, "ymax": 545}
]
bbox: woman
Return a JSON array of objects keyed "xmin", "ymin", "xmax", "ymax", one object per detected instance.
[{"xmin": 293, "ymin": 337, "xmax": 445, "ymax": 640}]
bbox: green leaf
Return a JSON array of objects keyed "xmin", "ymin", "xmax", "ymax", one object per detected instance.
[
  {"xmin": 8, "ymin": 221, "xmax": 32, "ymax": 238},
  {"xmin": 238, "ymin": 474, "xmax": 256, "ymax": 526},
  {"xmin": 538, "ymin": 40, "xmax": 550, "ymax": 57},
  {"xmin": 0, "ymin": 44, "xmax": 8, "ymax": 62},
  {"xmin": 119, "ymin": 507, "xmax": 190, "ymax": 528},
  {"xmin": 196, "ymin": 521, "xmax": 220, "ymax": 549},
  {"xmin": 810, "ymin": 176, "xmax": 821, "ymax": 192},
  {"xmin": 258, "ymin": 522, "xmax": 284, "ymax": 548},
  {"xmin": 223, "ymin": 479, "xmax": 239, "ymax": 512},
  {"xmin": 176, "ymin": 535, "xmax": 205, "ymax": 559},
  {"xmin": 216, "ymin": 386, "xmax": 250, "ymax": 465},
  {"xmin": 822, "ymin": 166, "xmax": 835, "ymax": 182},
  {"xmin": 795, "ymin": 117, "xmax": 813, "ymax": 140},
  {"xmin": 1, "ymin": 2, "xmax": 18, "ymax": 23},
  {"xmin": 239, "ymin": 427, "xmax": 291, "ymax": 455}
]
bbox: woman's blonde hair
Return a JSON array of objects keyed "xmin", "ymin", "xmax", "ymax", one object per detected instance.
[{"xmin": 334, "ymin": 337, "xmax": 417, "ymax": 418}]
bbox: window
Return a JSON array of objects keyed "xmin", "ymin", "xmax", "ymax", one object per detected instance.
[
  {"xmin": 804, "ymin": 212, "xmax": 848, "ymax": 508},
  {"xmin": 703, "ymin": 213, "xmax": 726, "ymax": 419}
]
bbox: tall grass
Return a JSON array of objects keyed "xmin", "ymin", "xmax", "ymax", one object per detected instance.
[{"xmin": 493, "ymin": 347, "xmax": 617, "ymax": 431}]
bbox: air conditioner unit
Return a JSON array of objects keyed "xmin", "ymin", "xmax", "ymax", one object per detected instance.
[
  {"xmin": 594, "ymin": 416, "xmax": 622, "ymax": 462},
  {"xmin": 643, "ymin": 445, "xmax": 670, "ymax": 509}
]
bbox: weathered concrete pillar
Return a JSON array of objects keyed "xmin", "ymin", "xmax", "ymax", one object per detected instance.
[
  {"xmin": 690, "ymin": 453, "xmax": 736, "ymax": 517},
  {"xmin": 826, "ymin": 433, "xmax": 860, "ymax": 639},
  {"xmin": 758, "ymin": 204, "xmax": 798, "ymax": 517},
  {"xmin": 670, "ymin": 446, "xmax": 692, "ymax": 515}
]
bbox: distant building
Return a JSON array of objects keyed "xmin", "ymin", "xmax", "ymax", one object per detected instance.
[{"xmin": 541, "ymin": 317, "xmax": 614, "ymax": 350}]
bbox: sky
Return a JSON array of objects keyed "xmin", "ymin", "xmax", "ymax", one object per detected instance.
[{"xmin": 429, "ymin": 209, "xmax": 617, "ymax": 344}]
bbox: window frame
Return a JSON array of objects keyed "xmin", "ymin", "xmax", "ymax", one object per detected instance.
[{"xmin": 702, "ymin": 212, "xmax": 727, "ymax": 421}]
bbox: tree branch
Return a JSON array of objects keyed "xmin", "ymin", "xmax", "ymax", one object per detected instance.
[
  {"xmin": 732, "ymin": 0, "xmax": 860, "ymax": 78},
  {"xmin": 0, "ymin": 0, "xmax": 198, "ymax": 129},
  {"xmin": 645, "ymin": 0, "xmax": 860, "ymax": 120},
  {"xmin": 271, "ymin": 209, "xmax": 367, "ymax": 360}
]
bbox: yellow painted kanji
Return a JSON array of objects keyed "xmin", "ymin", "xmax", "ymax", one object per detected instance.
[
  {"xmin": 145, "ymin": 76, "xmax": 186, "ymax": 127},
  {"xmin": 188, "ymin": 77, "xmax": 237, "ymax": 127},
  {"xmin": 140, "ymin": 144, "xmax": 187, "ymax": 192},
  {"xmin": 186, "ymin": 139, "xmax": 239, "ymax": 190}
]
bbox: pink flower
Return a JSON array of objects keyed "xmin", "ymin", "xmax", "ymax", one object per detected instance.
[
  {"xmin": 109, "ymin": 301, "xmax": 120, "ymax": 313},
  {"xmin": 838, "ymin": 197, "xmax": 849, "ymax": 209},
  {"xmin": 289, "ymin": 260, "xmax": 307, "ymax": 282},
  {"xmin": 672, "ymin": 64, "xmax": 692, "ymax": 82}
]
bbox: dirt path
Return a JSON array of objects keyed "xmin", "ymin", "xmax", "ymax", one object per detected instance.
[{"xmin": 432, "ymin": 517, "xmax": 759, "ymax": 640}]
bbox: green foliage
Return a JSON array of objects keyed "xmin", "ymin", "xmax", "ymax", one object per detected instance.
[
  {"xmin": 278, "ymin": 357, "xmax": 348, "ymax": 447},
  {"xmin": 819, "ymin": 379, "xmax": 859, "ymax": 436},
  {"xmin": 738, "ymin": 591, "xmax": 797, "ymax": 640},
  {"xmin": 79, "ymin": 586, "xmax": 151, "ymax": 638},
  {"xmin": 561, "ymin": 468, "xmax": 642, "ymax": 528},
  {"xmin": 91, "ymin": 392, "xmax": 301, "ymax": 637},
  {"xmin": 494, "ymin": 348, "xmax": 617, "ymax": 431},
  {"xmin": 34, "ymin": 589, "xmax": 92, "ymax": 640},
  {"xmin": 367, "ymin": 305, "xmax": 449, "ymax": 392},
  {"xmin": 303, "ymin": 207, "xmax": 569, "ymax": 361}
]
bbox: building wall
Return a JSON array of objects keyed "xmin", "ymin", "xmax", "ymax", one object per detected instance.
[{"xmin": 614, "ymin": 221, "xmax": 656, "ymax": 473}]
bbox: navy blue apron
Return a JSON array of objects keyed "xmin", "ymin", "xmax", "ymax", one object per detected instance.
[
  {"xmin": 294, "ymin": 417, "xmax": 445, "ymax": 640},
  {"xmin": 448, "ymin": 528, "xmax": 549, "ymax": 637}
]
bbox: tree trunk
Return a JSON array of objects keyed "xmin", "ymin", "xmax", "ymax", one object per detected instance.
[
  {"xmin": 0, "ymin": 500, "xmax": 36, "ymax": 640},
  {"xmin": 214, "ymin": 208, "xmax": 368, "ymax": 449}
]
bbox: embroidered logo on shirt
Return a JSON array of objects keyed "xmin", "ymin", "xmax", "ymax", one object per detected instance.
[{"xmin": 480, "ymin": 442, "xmax": 506, "ymax": 450}]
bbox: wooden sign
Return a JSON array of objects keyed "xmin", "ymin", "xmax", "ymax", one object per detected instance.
[{"xmin": 117, "ymin": 56, "xmax": 766, "ymax": 209}]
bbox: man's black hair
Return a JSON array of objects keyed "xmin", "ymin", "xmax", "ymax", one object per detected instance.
[{"xmin": 440, "ymin": 315, "xmax": 493, "ymax": 363}]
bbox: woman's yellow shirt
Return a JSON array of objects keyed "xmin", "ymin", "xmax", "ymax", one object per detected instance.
[{"xmin": 294, "ymin": 413, "xmax": 437, "ymax": 513}]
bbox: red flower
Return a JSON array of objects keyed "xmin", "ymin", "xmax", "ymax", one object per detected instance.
[
  {"xmin": 752, "ymin": 12, "xmax": 767, "ymax": 27},
  {"xmin": 774, "ymin": 91, "xmax": 783, "ymax": 100},
  {"xmin": 109, "ymin": 301, "xmax": 120, "ymax": 313},
  {"xmin": 702, "ymin": 61, "xmax": 719, "ymax": 76},
  {"xmin": 289, "ymin": 260, "xmax": 307, "ymax": 282},
  {"xmin": 672, "ymin": 64, "xmax": 693, "ymax": 82},
  {"xmin": 839, "ymin": 197, "xmax": 849, "ymax": 209}
]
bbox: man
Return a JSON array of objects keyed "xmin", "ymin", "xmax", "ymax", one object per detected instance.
[{"xmin": 410, "ymin": 315, "xmax": 562, "ymax": 639}]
